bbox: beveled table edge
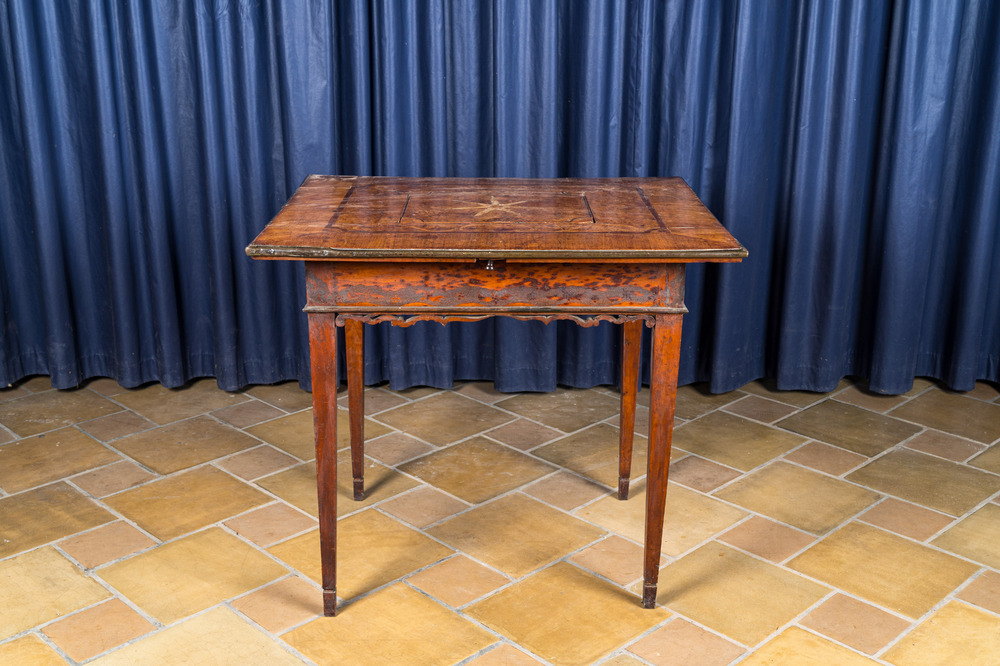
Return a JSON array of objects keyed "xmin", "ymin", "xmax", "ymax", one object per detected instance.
[{"xmin": 245, "ymin": 244, "xmax": 748, "ymax": 261}]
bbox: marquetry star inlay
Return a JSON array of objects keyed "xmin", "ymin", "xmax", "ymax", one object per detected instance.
[{"xmin": 454, "ymin": 195, "xmax": 528, "ymax": 218}]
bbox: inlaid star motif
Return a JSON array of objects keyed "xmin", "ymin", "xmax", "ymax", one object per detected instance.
[{"xmin": 455, "ymin": 195, "xmax": 528, "ymax": 218}]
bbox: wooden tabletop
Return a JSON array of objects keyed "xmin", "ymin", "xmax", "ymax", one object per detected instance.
[{"xmin": 247, "ymin": 176, "xmax": 747, "ymax": 262}]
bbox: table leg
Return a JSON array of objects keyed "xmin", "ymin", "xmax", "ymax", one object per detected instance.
[
  {"xmin": 618, "ymin": 320, "xmax": 642, "ymax": 500},
  {"xmin": 308, "ymin": 313, "xmax": 339, "ymax": 616},
  {"xmin": 642, "ymin": 313, "xmax": 683, "ymax": 609},
  {"xmin": 346, "ymin": 319, "xmax": 365, "ymax": 501}
]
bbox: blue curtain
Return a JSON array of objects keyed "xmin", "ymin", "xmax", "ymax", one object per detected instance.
[{"xmin": 1, "ymin": 1, "xmax": 997, "ymax": 395}]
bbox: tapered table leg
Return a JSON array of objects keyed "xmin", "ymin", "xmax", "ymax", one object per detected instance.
[
  {"xmin": 345, "ymin": 319, "xmax": 365, "ymax": 501},
  {"xmin": 642, "ymin": 313, "xmax": 683, "ymax": 609},
  {"xmin": 618, "ymin": 320, "xmax": 642, "ymax": 500},
  {"xmin": 308, "ymin": 313, "xmax": 339, "ymax": 616}
]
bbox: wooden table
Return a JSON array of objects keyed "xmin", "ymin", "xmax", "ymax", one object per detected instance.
[{"xmin": 247, "ymin": 176, "xmax": 746, "ymax": 616}]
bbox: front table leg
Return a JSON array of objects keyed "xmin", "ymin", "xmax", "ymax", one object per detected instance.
[
  {"xmin": 345, "ymin": 319, "xmax": 366, "ymax": 501},
  {"xmin": 308, "ymin": 313, "xmax": 340, "ymax": 616},
  {"xmin": 643, "ymin": 313, "xmax": 683, "ymax": 608}
]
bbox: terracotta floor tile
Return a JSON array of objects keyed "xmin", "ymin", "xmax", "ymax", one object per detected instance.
[
  {"xmin": 99, "ymin": 527, "xmax": 286, "ymax": 623},
  {"xmin": 578, "ymin": 484, "xmax": 746, "ymax": 558},
  {"xmin": 627, "ymin": 618, "xmax": 745, "ymax": 666},
  {"xmin": 783, "ymin": 441, "xmax": 868, "ymax": 476},
  {"xmin": 467, "ymin": 562, "xmax": 669, "ymax": 665},
  {"xmin": 858, "ymin": 498, "xmax": 954, "ymax": 541},
  {"xmin": 789, "ymin": 522, "xmax": 977, "ymax": 618},
  {"xmin": 104, "ymin": 466, "xmax": 271, "ymax": 540},
  {"xmin": 85, "ymin": 377, "xmax": 128, "ymax": 396},
  {"xmin": 394, "ymin": 385, "xmax": 442, "ymax": 399},
  {"xmin": 42, "ymin": 598, "xmax": 155, "ymax": 662},
  {"xmin": 522, "ymin": 470, "xmax": 609, "ymax": 511},
  {"xmin": 967, "ymin": 381, "xmax": 1000, "ymax": 402},
  {"xmin": 891, "ymin": 391, "xmax": 1000, "ymax": 443},
  {"xmin": 0, "ymin": 389, "xmax": 119, "ymax": 437},
  {"xmin": 378, "ymin": 392, "xmax": 515, "ymax": 445},
  {"xmin": 668, "ymin": 455, "xmax": 742, "ymax": 492},
  {"xmin": 673, "ymin": 412, "xmax": 806, "ymax": 471},
  {"xmin": 0, "ymin": 547, "xmax": 111, "ymax": 639},
  {"xmin": 466, "ymin": 643, "xmax": 544, "ymax": 665},
  {"xmin": 114, "ymin": 379, "xmax": 247, "ymax": 425},
  {"xmin": 846, "ymin": 449, "xmax": 1000, "ymax": 516},
  {"xmin": 883, "ymin": 602, "xmax": 1000, "ymax": 666},
  {"xmin": 905, "ymin": 378, "xmax": 937, "ymax": 395},
  {"xmin": 90, "ymin": 607, "xmax": 302, "ymax": 665},
  {"xmin": 71, "ymin": 460, "xmax": 156, "ymax": 497},
  {"xmin": 215, "ymin": 444, "xmax": 298, "ymax": 480},
  {"xmin": 721, "ymin": 394, "xmax": 798, "ymax": 423},
  {"xmin": 0, "ymin": 482, "xmax": 114, "ymax": 558},
  {"xmin": 378, "ymin": 485, "xmax": 469, "ymax": 528},
  {"xmin": 905, "ymin": 430, "xmax": 985, "ymax": 462},
  {"xmin": 608, "ymin": 404, "xmax": 651, "ymax": 437},
  {"xmin": 0, "ymin": 634, "xmax": 66, "ymax": 664},
  {"xmin": 347, "ymin": 386, "xmax": 409, "ymax": 414},
  {"xmin": 110, "ymin": 416, "xmax": 258, "ymax": 474},
  {"xmin": 224, "ymin": 502, "xmax": 316, "ymax": 547},
  {"xmin": 740, "ymin": 627, "xmax": 875, "ymax": 665},
  {"xmin": 407, "ymin": 555, "xmax": 510, "ymax": 607},
  {"xmin": 285, "ymin": 583, "xmax": 493, "ymax": 666},
  {"xmin": 59, "ymin": 521, "xmax": 156, "ymax": 568},
  {"xmin": 455, "ymin": 381, "xmax": 510, "ymax": 403},
  {"xmin": 932, "ymin": 504, "xmax": 1000, "ymax": 569},
  {"xmin": 364, "ymin": 432, "xmax": 434, "ymax": 465},
  {"xmin": 79, "ymin": 411, "xmax": 156, "ymax": 442},
  {"xmin": 248, "ymin": 408, "xmax": 390, "ymax": 460},
  {"xmin": 8, "ymin": 380, "xmax": 1000, "ymax": 663},
  {"xmin": 246, "ymin": 410, "xmax": 316, "ymax": 459},
  {"xmin": 496, "ymin": 388, "xmax": 620, "ymax": 433},
  {"xmin": 245, "ymin": 381, "xmax": 314, "ymax": 412},
  {"xmin": 740, "ymin": 380, "xmax": 827, "ymax": 407},
  {"xmin": 801, "ymin": 593, "xmax": 911, "ymax": 654},
  {"xmin": 834, "ymin": 385, "xmax": 909, "ymax": 413},
  {"xmin": 257, "ymin": 455, "xmax": 418, "ymax": 518},
  {"xmin": 675, "ymin": 384, "xmax": 741, "ymax": 419},
  {"xmin": 0, "ymin": 384, "xmax": 30, "ymax": 403},
  {"xmin": 212, "ymin": 399, "xmax": 285, "ymax": 428},
  {"xmin": 778, "ymin": 401, "xmax": 921, "ymax": 456},
  {"xmin": 400, "ymin": 437, "xmax": 556, "ymax": 503},
  {"xmin": 968, "ymin": 442, "xmax": 1000, "ymax": 474},
  {"xmin": 487, "ymin": 418, "xmax": 563, "ymax": 451},
  {"xmin": 714, "ymin": 462, "xmax": 879, "ymax": 534},
  {"xmin": 19, "ymin": 375, "xmax": 57, "ymax": 392},
  {"xmin": 957, "ymin": 571, "xmax": 1000, "ymax": 614},
  {"xmin": 655, "ymin": 542, "xmax": 827, "ymax": 645},
  {"xmin": 0, "ymin": 427, "xmax": 120, "ymax": 492},
  {"xmin": 230, "ymin": 575, "xmax": 323, "ymax": 633},
  {"xmin": 428, "ymin": 494, "xmax": 605, "ymax": 576},
  {"xmin": 603, "ymin": 654, "xmax": 648, "ymax": 665},
  {"xmin": 532, "ymin": 424, "xmax": 644, "ymax": 489},
  {"xmin": 718, "ymin": 516, "xmax": 815, "ymax": 562},
  {"xmin": 269, "ymin": 510, "xmax": 452, "ymax": 600},
  {"xmin": 570, "ymin": 535, "xmax": 664, "ymax": 586}
]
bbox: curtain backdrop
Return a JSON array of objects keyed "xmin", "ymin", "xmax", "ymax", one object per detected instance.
[{"xmin": 1, "ymin": 0, "xmax": 998, "ymax": 394}]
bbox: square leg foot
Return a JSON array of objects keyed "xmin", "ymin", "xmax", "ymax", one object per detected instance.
[
  {"xmin": 642, "ymin": 584, "xmax": 658, "ymax": 609},
  {"xmin": 323, "ymin": 589, "xmax": 337, "ymax": 616}
]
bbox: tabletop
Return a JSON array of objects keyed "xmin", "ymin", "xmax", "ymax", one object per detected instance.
[{"xmin": 247, "ymin": 176, "xmax": 747, "ymax": 262}]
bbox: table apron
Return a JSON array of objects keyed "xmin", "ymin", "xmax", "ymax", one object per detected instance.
[{"xmin": 305, "ymin": 261, "xmax": 686, "ymax": 312}]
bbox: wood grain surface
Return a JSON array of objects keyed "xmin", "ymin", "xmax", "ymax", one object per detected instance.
[{"xmin": 248, "ymin": 176, "xmax": 747, "ymax": 261}]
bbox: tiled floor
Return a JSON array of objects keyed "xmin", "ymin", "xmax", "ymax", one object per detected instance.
[{"xmin": 2, "ymin": 374, "xmax": 1000, "ymax": 665}]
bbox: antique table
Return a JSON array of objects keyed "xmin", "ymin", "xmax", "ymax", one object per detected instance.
[{"xmin": 247, "ymin": 176, "xmax": 746, "ymax": 616}]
